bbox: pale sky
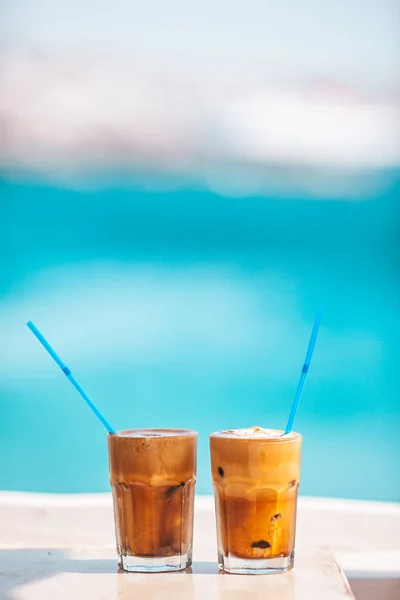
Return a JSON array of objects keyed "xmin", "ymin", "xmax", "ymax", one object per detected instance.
[{"xmin": 1, "ymin": 0, "xmax": 399, "ymax": 89}]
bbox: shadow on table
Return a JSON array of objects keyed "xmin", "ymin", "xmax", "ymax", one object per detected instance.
[
  {"xmin": 0, "ymin": 548, "xmax": 219, "ymax": 600},
  {"xmin": 348, "ymin": 577, "xmax": 400, "ymax": 600},
  {"xmin": 0, "ymin": 549, "xmax": 112, "ymax": 600}
]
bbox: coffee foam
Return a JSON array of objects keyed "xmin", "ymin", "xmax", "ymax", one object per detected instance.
[
  {"xmin": 211, "ymin": 426, "xmax": 298, "ymax": 439},
  {"xmin": 115, "ymin": 429, "xmax": 195, "ymax": 438}
]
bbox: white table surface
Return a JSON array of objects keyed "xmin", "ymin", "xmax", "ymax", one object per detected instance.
[
  {"xmin": 0, "ymin": 493, "xmax": 365, "ymax": 600},
  {"xmin": 0, "ymin": 546, "xmax": 355, "ymax": 600}
]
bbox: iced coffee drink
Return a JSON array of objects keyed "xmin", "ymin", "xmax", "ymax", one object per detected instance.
[
  {"xmin": 108, "ymin": 429, "xmax": 197, "ymax": 572},
  {"xmin": 210, "ymin": 426, "xmax": 302, "ymax": 574}
]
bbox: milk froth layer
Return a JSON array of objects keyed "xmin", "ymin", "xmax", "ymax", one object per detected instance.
[
  {"xmin": 210, "ymin": 426, "xmax": 300, "ymax": 440},
  {"xmin": 108, "ymin": 429, "xmax": 197, "ymax": 485}
]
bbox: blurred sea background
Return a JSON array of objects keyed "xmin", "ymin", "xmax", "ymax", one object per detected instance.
[{"xmin": 1, "ymin": 0, "xmax": 399, "ymax": 500}]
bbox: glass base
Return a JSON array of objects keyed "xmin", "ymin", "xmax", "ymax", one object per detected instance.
[
  {"xmin": 218, "ymin": 551, "xmax": 294, "ymax": 574},
  {"xmin": 119, "ymin": 551, "xmax": 192, "ymax": 573}
]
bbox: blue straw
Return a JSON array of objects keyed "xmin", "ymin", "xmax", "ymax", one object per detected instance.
[
  {"xmin": 284, "ymin": 309, "xmax": 322, "ymax": 435},
  {"xmin": 27, "ymin": 321, "xmax": 116, "ymax": 434}
]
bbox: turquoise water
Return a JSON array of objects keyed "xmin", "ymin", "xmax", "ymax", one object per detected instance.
[{"xmin": 1, "ymin": 177, "xmax": 399, "ymax": 501}]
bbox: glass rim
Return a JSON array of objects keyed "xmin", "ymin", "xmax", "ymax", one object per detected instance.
[
  {"xmin": 108, "ymin": 428, "xmax": 198, "ymax": 439},
  {"xmin": 209, "ymin": 429, "xmax": 302, "ymax": 442}
]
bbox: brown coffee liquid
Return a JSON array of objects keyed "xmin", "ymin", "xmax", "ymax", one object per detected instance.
[
  {"xmin": 108, "ymin": 429, "xmax": 197, "ymax": 558},
  {"xmin": 210, "ymin": 428, "xmax": 302, "ymax": 560}
]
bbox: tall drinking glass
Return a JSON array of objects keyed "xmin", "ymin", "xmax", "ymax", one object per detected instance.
[
  {"xmin": 210, "ymin": 427, "xmax": 302, "ymax": 574},
  {"xmin": 108, "ymin": 428, "xmax": 197, "ymax": 572}
]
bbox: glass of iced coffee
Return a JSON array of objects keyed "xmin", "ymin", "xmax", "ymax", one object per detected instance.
[
  {"xmin": 108, "ymin": 428, "xmax": 197, "ymax": 572},
  {"xmin": 210, "ymin": 426, "xmax": 302, "ymax": 574}
]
